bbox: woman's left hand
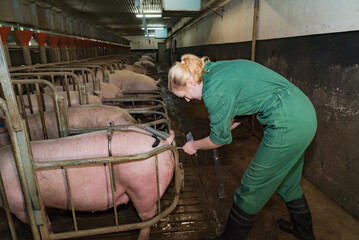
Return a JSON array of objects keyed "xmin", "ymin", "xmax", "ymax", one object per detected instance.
[{"xmin": 183, "ymin": 141, "xmax": 197, "ymax": 155}]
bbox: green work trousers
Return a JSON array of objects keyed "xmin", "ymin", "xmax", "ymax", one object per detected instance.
[{"xmin": 234, "ymin": 85, "xmax": 317, "ymax": 214}]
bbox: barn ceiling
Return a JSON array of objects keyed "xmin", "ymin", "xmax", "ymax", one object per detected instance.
[{"xmin": 37, "ymin": 0, "xmax": 185, "ymax": 36}]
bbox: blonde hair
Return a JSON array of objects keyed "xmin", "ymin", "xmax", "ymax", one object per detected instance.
[{"xmin": 168, "ymin": 54, "xmax": 209, "ymax": 92}]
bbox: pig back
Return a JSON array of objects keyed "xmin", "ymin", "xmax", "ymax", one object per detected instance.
[
  {"xmin": 109, "ymin": 70, "xmax": 158, "ymax": 91},
  {"xmin": 0, "ymin": 130, "xmax": 174, "ymax": 215}
]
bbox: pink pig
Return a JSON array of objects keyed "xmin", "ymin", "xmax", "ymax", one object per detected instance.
[
  {"xmin": 0, "ymin": 129, "xmax": 175, "ymax": 240},
  {"xmin": 0, "ymin": 105, "xmax": 136, "ymax": 146}
]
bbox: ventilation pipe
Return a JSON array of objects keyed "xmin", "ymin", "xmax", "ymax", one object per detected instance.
[
  {"xmin": 13, "ymin": 30, "xmax": 33, "ymax": 65},
  {"xmin": 59, "ymin": 36, "xmax": 70, "ymax": 61},
  {"xmin": 83, "ymin": 40, "xmax": 90, "ymax": 58},
  {"xmin": 33, "ymin": 32, "xmax": 49, "ymax": 64},
  {"xmin": 251, "ymin": 0, "xmax": 259, "ymax": 61},
  {"xmin": 0, "ymin": 26, "xmax": 12, "ymax": 67},
  {"xmin": 75, "ymin": 39, "xmax": 83, "ymax": 59},
  {"xmin": 68, "ymin": 37, "xmax": 76, "ymax": 60},
  {"xmin": 47, "ymin": 35, "xmax": 61, "ymax": 62}
]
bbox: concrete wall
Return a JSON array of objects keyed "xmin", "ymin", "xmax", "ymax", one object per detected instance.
[
  {"xmin": 125, "ymin": 36, "xmax": 165, "ymax": 50},
  {"xmin": 166, "ymin": 0, "xmax": 359, "ymax": 219},
  {"xmin": 170, "ymin": 0, "xmax": 359, "ymax": 46}
]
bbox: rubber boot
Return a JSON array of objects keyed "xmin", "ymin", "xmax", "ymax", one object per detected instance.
[
  {"xmin": 277, "ymin": 195, "xmax": 315, "ymax": 240},
  {"xmin": 204, "ymin": 203, "xmax": 256, "ymax": 240}
]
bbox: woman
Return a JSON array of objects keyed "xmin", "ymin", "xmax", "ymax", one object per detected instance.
[{"xmin": 168, "ymin": 54, "xmax": 317, "ymax": 240}]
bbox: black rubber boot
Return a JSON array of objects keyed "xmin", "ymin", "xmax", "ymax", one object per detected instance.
[
  {"xmin": 277, "ymin": 195, "xmax": 315, "ymax": 240},
  {"xmin": 204, "ymin": 203, "xmax": 256, "ymax": 240}
]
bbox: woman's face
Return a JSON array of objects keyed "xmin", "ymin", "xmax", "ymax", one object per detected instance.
[{"xmin": 172, "ymin": 77, "xmax": 203, "ymax": 102}]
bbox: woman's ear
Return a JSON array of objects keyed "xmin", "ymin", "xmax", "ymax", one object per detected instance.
[{"xmin": 185, "ymin": 77, "xmax": 196, "ymax": 87}]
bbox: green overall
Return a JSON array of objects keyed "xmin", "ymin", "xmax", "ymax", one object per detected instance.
[{"xmin": 202, "ymin": 59, "xmax": 317, "ymax": 214}]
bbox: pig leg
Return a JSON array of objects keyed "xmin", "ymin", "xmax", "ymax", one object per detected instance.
[
  {"xmin": 136, "ymin": 205, "xmax": 157, "ymax": 240},
  {"xmin": 138, "ymin": 227, "xmax": 151, "ymax": 240}
]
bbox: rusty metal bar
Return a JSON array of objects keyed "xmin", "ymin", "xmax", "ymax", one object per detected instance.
[
  {"xmin": 64, "ymin": 167, "xmax": 78, "ymax": 232},
  {"xmin": 0, "ymin": 37, "xmax": 43, "ymax": 239},
  {"xmin": 251, "ymin": 0, "xmax": 259, "ymax": 61},
  {"xmin": 64, "ymin": 75, "xmax": 71, "ymax": 107},
  {"xmin": 35, "ymin": 84, "xmax": 48, "ymax": 139},
  {"xmin": 16, "ymin": 84, "xmax": 31, "ymax": 139},
  {"xmin": 25, "ymin": 84, "xmax": 34, "ymax": 114},
  {"xmin": 37, "ymin": 67, "xmax": 100, "ymax": 92},
  {"xmin": 57, "ymin": 96, "xmax": 69, "ymax": 137},
  {"xmin": 155, "ymin": 155, "xmax": 161, "ymax": 215},
  {"xmin": 10, "ymin": 72, "xmax": 87, "ymax": 104},
  {"xmin": 12, "ymin": 79, "xmax": 68, "ymax": 140},
  {"xmin": 57, "ymin": 64, "xmax": 107, "ymax": 84},
  {"xmin": 108, "ymin": 163, "xmax": 119, "ymax": 226},
  {"xmin": 43, "ymin": 145, "xmax": 182, "ymax": 240},
  {"xmin": 68, "ymin": 118, "xmax": 170, "ymax": 139},
  {"xmin": 33, "ymin": 141, "xmax": 172, "ymax": 169},
  {"xmin": 30, "ymin": 144, "xmax": 181, "ymax": 237},
  {"xmin": 102, "ymin": 98, "xmax": 168, "ymax": 115}
]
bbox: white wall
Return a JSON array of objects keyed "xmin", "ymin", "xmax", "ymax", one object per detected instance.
[
  {"xmin": 170, "ymin": 0, "xmax": 359, "ymax": 47},
  {"xmin": 124, "ymin": 36, "xmax": 165, "ymax": 50}
]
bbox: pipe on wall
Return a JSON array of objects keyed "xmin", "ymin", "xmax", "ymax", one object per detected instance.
[{"xmin": 251, "ymin": 0, "xmax": 259, "ymax": 61}]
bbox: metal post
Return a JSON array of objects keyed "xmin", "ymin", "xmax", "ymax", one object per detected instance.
[
  {"xmin": 0, "ymin": 36, "xmax": 44, "ymax": 239},
  {"xmin": 39, "ymin": 46, "xmax": 47, "ymax": 64},
  {"xmin": 21, "ymin": 45, "xmax": 32, "ymax": 65},
  {"xmin": 3, "ymin": 44, "xmax": 12, "ymax": 67},
  {"xmin": 251, "ymin": 0, "xmax": 259, "ymax": 62}
]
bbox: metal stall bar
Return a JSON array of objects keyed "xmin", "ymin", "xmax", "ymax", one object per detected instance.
[
  {"xmin": 0, "ymin": 99, "xmax": 18, "ymax": 240},
  {"xmin": 67, "ymin": 115, "xmax": 171, "ymax": 137},
  {"xmin": 35, "ymin": 83, "xmax": 48, "ymax": 139},
  {"xmin": 35, "ymin": 67, "xmax": 100, "ymax": 92},
  {"xmin": 31, "ymin": 143, "xmax": 183, "ymax": 240},
  {"xmin": 54, "ymin": 64, "xmax": 109, "ymax": 83},
  {"xmin": 0, "ymin": 36, "xmax": 46, "ymax": 240},
  {"xmin": 11, "ymin": 79, "xmax": 69, "ymax": 139},
  {"xmin": 64, "ymin": 167, "xmax": 79, "ymax": 231},
  {"xmin": 10, "ymin": 72, "xmax": 88, "ymax": 105},
  {"xmin": 120, "ymin": 90, "xmax": 165, "ymax": 102},
  {"xmin": 102, "ymin": 98, "xmax": 168, "ymax": 115}
]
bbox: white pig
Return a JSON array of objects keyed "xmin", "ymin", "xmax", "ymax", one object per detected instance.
[
  {"xmin": 0, "ymin": 105, "xmax": 136, "ymax": 145},
  {"xmin": 44, "ymin": 82, "xmax": 123, "ymax": 99},
  {"xmin": 123, "ymin": 64, "xmax": 147, "ymax": 75},
  {"xmin": 109, "ymin": 70, "xmax": 160, "ymax": 92},
  {"xmin": 19, "ymin": 91, "xmax": 102, "ymax": 115},
  {"xmin": 134, "ymin": 60, "xmax": 155, "ymax": 68},
  {"xmin": 0, "ymin": 129, "xmax": 175, "ymax": 240}
]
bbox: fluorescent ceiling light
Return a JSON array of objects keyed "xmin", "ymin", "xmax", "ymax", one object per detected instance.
[
  {"xmin": 136, "ymin": 14, "xmax": 162, "ymax": 18},
  {"xmin": 142, "ymin": 27, "xmax": 164, "ymax": 30},
  {"xmin": 145, "ymin": 34, "xmax": 156, "ymax": 37},
  {"xmin": 147, "ymin": 24, "xmax": 165, "ymax": 27}
]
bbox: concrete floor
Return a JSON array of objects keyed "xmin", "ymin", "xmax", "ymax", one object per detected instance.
[{"xmin": 161, "ymin": 64, "xmax": 359, "ymax": 240}]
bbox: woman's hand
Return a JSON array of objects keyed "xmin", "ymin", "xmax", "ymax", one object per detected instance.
[
  {"xmin": 230, "ymin": 121, "xmax": 241, "ymax": 130},
  {"xmin": 230, "ymin": 119, "xmax": 241, "ymax": 130},
  {"xmin": 183, "ymin": 141, "xmax": 198, "ymax": 155}
]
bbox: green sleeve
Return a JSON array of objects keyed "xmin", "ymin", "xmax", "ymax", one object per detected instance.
[{"xmin": 207, "ymin": 94, "xmax": 235, "ymax": 145}]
